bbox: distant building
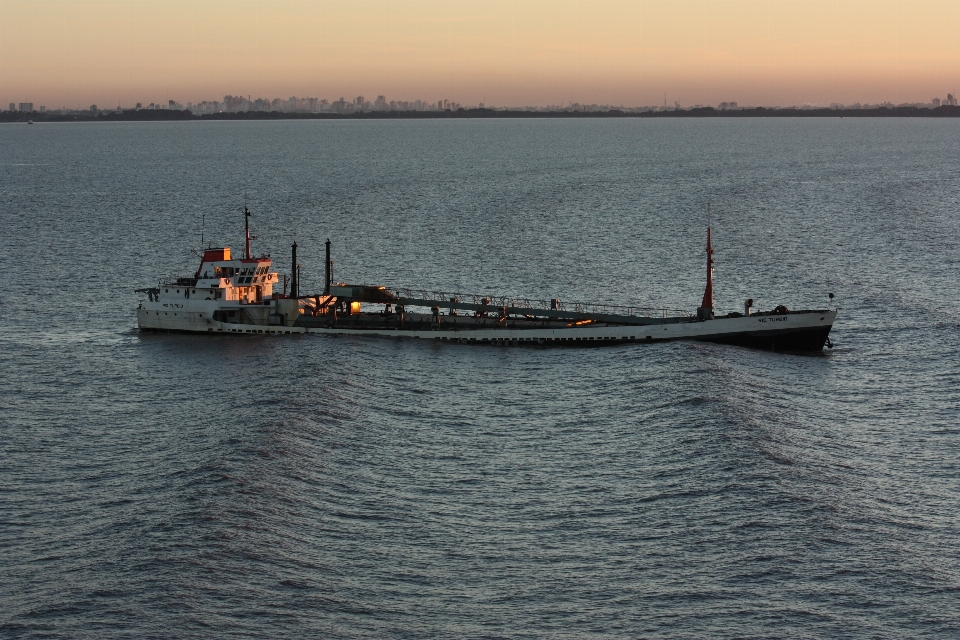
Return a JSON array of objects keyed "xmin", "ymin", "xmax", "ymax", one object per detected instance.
[
  {"xmin": 947, "ymin": 93, "xmax": 958, "ymax": 106},
  {"xmin": 223, "ymin": 95, "xmax": 247, "ymax": 112},
  {"xmin": 18, "ymin": 102, "xmax": 33, "ymax": 112},
  {"xmin": 90, "ymin": 105, "xmax": 98, "ymax": 113},
  {"xmin": 40, "ymin": 106, "xmax": 46, "ymax": 113},
  {"xmin": 8, "ymin": 103, "xmax": 14, "ymax": 111},
  {"xmin": 932, "ymin": 97, "xmax": 941, "ymax": 107}
]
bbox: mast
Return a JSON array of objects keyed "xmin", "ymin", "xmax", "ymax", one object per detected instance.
[
  {"xmin": 699, "ymin": 204, "xmax": 714, "ymax": 315},
  {"xmin": 244, "ymin": 205, "xmax": 251, "ymax": 259}
]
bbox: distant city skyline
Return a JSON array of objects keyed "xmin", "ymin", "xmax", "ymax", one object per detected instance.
[
  {"xmin": 2, "ymin": 1, "xmax": 958, "ymax": 108},
  {"xmin": 6, "ymin": 91, "xmax": 959, "ymax": 116}
]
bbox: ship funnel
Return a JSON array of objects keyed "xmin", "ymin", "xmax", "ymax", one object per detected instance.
[
  {"xmin": 697, "ymin": 205, "xmax": 715, "ymax": 321},
  {"xmin": 291, "ymin": 242, "xmax": 298, "ymax": 298},
  {"xmin": 325, "ymin": 239, "xmax": 331, "ymax": 295}
]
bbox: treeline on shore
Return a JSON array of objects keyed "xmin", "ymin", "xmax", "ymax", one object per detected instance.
[{"xmin": 4, "ymin": 105, "xmax": 959, "ymax": 123}]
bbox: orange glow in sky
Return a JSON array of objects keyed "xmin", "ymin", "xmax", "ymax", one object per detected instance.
[{"xmin": 1, "ymin": 0, "xmax": 957, "ymax": 108}]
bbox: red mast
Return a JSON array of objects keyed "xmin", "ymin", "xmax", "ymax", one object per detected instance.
[
  {"xmin": 700, "ymin": 204, "xmax": 714, "ymax": 312},
  {"xmin": 244, "ymin": 205, "xmax": 251, "ymax": 259}
]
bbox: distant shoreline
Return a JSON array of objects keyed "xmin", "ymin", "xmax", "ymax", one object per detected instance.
[{"xmin": 4, "ymin": 105, "xmax": 959, "ymax": 123}]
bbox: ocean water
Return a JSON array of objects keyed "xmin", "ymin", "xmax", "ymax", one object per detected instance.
[{"xmin": 1, "ymin": 118, "xmax": 958, "ymax": 638}]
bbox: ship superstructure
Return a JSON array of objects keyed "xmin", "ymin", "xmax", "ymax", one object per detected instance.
[
  {"xmin": 137, "ymin": 208, "xmax": 836, "ymax": 351},
  {"xmin": 137, "ymin": 207, "xmax": 301, "ymax": 332}
]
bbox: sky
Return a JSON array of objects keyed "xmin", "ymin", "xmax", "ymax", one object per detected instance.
[{"xmin": 1, "ymin": 0, "xmax": 958, "ymax": 109}]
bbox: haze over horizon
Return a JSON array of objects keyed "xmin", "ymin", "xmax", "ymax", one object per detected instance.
[{"xmin": 2, "ymin": 0, "xmax": 958, "ymax": 110}]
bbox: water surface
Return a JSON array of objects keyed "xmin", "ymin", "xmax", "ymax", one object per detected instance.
[{"xmin": 2, "ymin": 118, "xmax": 958, "ymax": 638}]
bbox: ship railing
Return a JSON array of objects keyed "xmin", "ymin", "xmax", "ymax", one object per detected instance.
[
  {"xmin": 158, "ymin": 274, "xmax": 198, "ymax": 287},
  {"xmin": 387, "ymin": 287, "xmax": 691, "ymax": 319}
]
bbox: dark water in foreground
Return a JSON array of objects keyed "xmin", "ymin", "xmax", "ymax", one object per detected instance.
[{"xmin": 2, "ymin": 119, "xmax": 958, "ymax": 638}]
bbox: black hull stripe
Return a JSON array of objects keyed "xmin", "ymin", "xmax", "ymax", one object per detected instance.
[
  {"xmin": 695, "ymin": 326, "xmax": 833, "ymax": 352},
  {"xmin": 141, "ymin": 324, "xmax": 833, "ymax": 352}
]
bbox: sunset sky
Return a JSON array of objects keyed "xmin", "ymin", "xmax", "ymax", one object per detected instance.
[{"xmin": 1, "ymin": 0, "xmax": 958, "ymax": 109}]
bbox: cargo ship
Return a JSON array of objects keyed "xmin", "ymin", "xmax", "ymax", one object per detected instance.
[{"xmin": 136, "ymin": 207, "xmax": 836, "ymax": 351}]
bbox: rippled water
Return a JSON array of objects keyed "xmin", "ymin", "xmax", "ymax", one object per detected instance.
[{"xmin": 2, "ymin": 119, "xmax": 958, "ymax": 638}]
